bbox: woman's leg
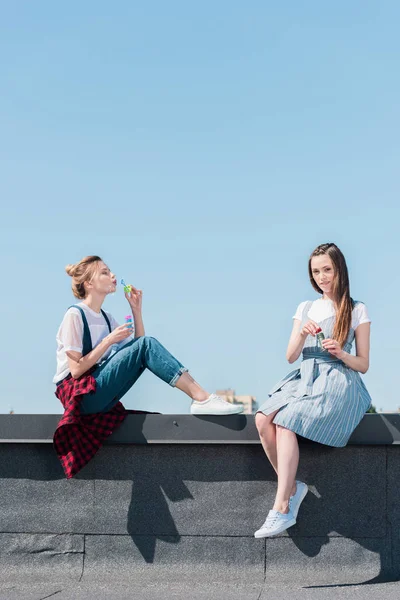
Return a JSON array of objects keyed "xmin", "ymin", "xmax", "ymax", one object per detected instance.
[
  {"xmin": 174, "ymin": 371, "xmax": 210, "ymax": 401},
  {"xmin": 255, "ymin": 411, "xmax": 296, "ymax": 497},
  {"xmin": 255, "ymin": 411, "xmax": 279, "ymax": 474},
  {"xmin": 81, "ymin": 336, "xmax": 210, "ymax": 414},
  {"xmin": 273, "ymin": 425, "xmax": 299, "ymax": 514}
]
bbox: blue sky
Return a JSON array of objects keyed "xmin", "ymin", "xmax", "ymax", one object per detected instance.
[{"xmin": 1, "ymin": 1, "xmax": 399, "ymax": 414}]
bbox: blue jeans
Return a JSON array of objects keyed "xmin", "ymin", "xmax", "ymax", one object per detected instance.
[{"xmin": 80, "ymin": 336, "xmax": 188, "ymax": 415}]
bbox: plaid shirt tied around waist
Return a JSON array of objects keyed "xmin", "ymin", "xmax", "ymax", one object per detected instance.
[{"xmin": 53, "ymin": 370, "xmax": 128, "ymax": 479}]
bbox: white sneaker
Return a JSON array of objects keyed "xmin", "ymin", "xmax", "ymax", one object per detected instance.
[
  {"xmin": 254, "ymin": 509, "xmax": 296, "ymax": 538},
  {"xmin": 190, "ymin": 394, "xmax": 244, "ymax": 415},
  {"xmin": 289, "ymin": 480, "xmax": 308, "ymax": 519}
]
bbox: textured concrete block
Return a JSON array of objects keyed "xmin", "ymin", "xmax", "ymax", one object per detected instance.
[
  {"xmin": 260, "ymin": 582, "xmax": 400, "ymax": 600},
  {"xmin": 91, "ymin": 444, "xmax": 273, "ymax": 535},
  {"xmin": 0, "ymin": 477, "xmax": 95, "ymax": 533},
  {"xmin": 386, "ymin": 447, "xmax": 400, "ymax": 578},
  {"xmin": 0, "ymin": 443, "xmax": 389, "ymax": 541},
  {"xmin": 0, "ymin": 444, "xmax": 64, "ymax": 480},
  {"xmin": 90, "ymin": 444, "xmax": 386, "ymax": 538},
  {"xmin": 0, "ymin": 445, "xmax": 97, "ymax": 533},
  {"xmin": 289, "ymin": 445, "xmax": 386, "ymax": 538},
  {"xmin": 0, "ymin": 443, "xmax": 96, "ymax": 481},
  {"xmin": 0, "ymin": 445, "xmax": 95, "ymax": 534},
  {"xmin": 0, "ymin": 584, "xmax": 63, "ymax": 600},
  {"xmin": 83, "ymin": 534, "xmax": 265, "ymax": 583},
  {"xmin": 0, "ymin": 533, "xmax": 84, "ymax": 583},
  {"xmin": 55, "ymin": 582, "xmax": 263, "ymax": 600},
  {"xmin": 264, "ymin": 536, "xmax": 389, "ymax": 585}
]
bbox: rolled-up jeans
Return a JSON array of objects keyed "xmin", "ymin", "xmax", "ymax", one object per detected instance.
[{"xmin": 80, "ymin": 336, "xmax": 188, "ymax": 415}]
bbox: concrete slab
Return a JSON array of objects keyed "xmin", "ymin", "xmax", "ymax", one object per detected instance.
[
  {"xmin": 2, "ymin": 581, "xmax": 400, "ymax": 600},
  {"xmin": 83, "ymin": 534, "xmax": 265, "ymax": 583},
  {"xmin": 0, "ymin": 533, "xmax": 84, "ymax": 583},
  {"xmin": 90, "ymin": 445, "xmax": 386, "ymax": 538},
  {"xmin": 264, "ymin": 536, "xmax": 390, "ymax": 585}
]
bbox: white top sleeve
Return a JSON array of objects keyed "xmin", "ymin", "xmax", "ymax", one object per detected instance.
[
  {"xmin": 352, "ymin": 302, "xmax": 371, "ymax": 330},
  {"xmin": 293, "ymin": 301, "xmax": 307, "ymax": 321},
  {"xmin": 58, "ymin": 308, "xmax": 84, "ymax": 353}
]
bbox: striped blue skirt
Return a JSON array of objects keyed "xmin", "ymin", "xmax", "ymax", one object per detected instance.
[{"xmin": 257, "ymin": 351, "xmax": 372, "ymax": 447}]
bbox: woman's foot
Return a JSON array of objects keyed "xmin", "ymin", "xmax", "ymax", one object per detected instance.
[
  {"xmin": 254, "ymin": 509, "xmax": 296, "ymax": 538},
  {"xmin": 289, "ymin": 481, "xmax": 308, "ymax": 518},
  {"xmin": 190, "ymin": 394, "xmax": 244, "ymax": 415}
]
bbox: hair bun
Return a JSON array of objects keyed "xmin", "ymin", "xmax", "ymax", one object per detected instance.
[{"xmin": 65, "ymin": 263, "xmax": 77, "ymax": 277}]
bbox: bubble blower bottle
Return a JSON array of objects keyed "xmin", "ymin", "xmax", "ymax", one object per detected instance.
[
  {"xmin": 315, "ymin": 327, "xmax": 326, "ymax": 351},
  {"xmin": 120, "ymin": 279, "xmax": 132, "ymax": 295},
  {"xmin": 125, "ymin": 315, "xmax": 133, "ymax": 331}
]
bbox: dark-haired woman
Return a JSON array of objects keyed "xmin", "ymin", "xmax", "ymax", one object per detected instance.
[{"xmin": 254, "ymin": 243, "xmax": 372, "ymax": 537}]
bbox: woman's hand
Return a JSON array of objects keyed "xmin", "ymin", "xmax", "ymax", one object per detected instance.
[
  {"xmin": 300, "ymin": 320, "xmax": 319, "ymax": 337},
  {"xmin": 125, "ymin": 285, "xmax": 143, "ymax": 313},
  {"xmin": 322, "ymin": 338, "xmax": 344, "ymax": 358},
  {"xmin": 106, "ymin": 324, "xmax": 133, "ymax": 345}
]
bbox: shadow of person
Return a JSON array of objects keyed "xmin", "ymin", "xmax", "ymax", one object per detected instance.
[
  {"xmin": 93, "ymin": 410, "xmax": 192, "ymax": 564},
  {"xmin": 190, "ymin": 414, "xmax": 248, "ymax": 430},
  {"xmin": 123, "ymin": 415, "xmax": 265, "ymax": 563},
  {"xmin": 284, "ymin": 424, "xmax": 399, "ymax": 587},
  {"xmin": 3, "ymin": 411, "xmax": 399, "ymax": 583},
  {"xmin": 127, "ymin": 474, "xmax": 194, "ymax": 563}
]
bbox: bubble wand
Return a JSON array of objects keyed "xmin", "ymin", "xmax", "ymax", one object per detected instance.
[
  {"xmin": 120, "ymin": 279, "xmax": 132, "ymax": 294},
  {"xmin": 121, "ymin": 280, "xmax": 133, "ymax": 331}
]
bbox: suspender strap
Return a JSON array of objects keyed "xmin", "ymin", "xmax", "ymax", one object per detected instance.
[
  {"xmin": 69, "ymin": 305, "xmax": 92, "ymax": 356},
  {"xmin": 101, "ymin": 309, "xmax": 112, "ymax": 333},
  {"xmin": 68, "ymin": 305, "xmax": 112, "ymax": 357}
]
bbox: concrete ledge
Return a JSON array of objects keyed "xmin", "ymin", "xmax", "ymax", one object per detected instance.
[
  {"xmin": 1, "ymin": 414, "xmax": 400, "ymax": 585},
  {"xmin": 0, "ymin": 413, "xmax": 399, "ymax": 444}
]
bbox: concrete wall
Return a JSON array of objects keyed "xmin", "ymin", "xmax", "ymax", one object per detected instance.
[{"xmin": 0, "ymin": 414, "xmax": 399, "ymax": 586}]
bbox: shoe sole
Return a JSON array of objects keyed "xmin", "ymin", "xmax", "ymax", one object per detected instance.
[
  {"xmin": 292, "ymin": 485, "xmax": 309, "ymax": 519},
  {"xmin": 190, "ymin": 409, "xmax": 244, "ymax": 416},
  {"xmin": 254, "ymin": 517, "xmax": 296, "ymax": 538}
]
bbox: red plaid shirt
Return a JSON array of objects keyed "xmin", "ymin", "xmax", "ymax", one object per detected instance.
[{"xmin": 53, "ymin": 371, "xmax": 128, "ymax": 479}]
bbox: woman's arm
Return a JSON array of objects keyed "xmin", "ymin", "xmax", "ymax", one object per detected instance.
[
  {"xmin": 132, "ymin": 310, "xmax": 145, "ymax": 337},
  {"xmin": 322, "ymin": 322, "xmax": 370, "ymax": 374},
  {"xmin": 286, "ymin": 320, "xmax": 307, "ymax": 363},
  {"xmin": 286, "ymin": 319, "xmax": 319, "ymax": 363},
  {"xmin": 340, "ymin": 322, "xmax": 370, "ymax": 373},
  {"xmin": 66, "ymin": 324, "xmax": 132, "ymax": 379},
  {"xmin": 66, "ymin": 338, "xmax": 113, "ymax": 379},
  {"xmin": 126, "ymin": 285, "xmax": 145, "ymax": 337}
]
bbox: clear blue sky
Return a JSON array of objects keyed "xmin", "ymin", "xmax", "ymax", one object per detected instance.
[{"xmin": 1, "ymin": 1, "xmax": 399, "ymax": 414}]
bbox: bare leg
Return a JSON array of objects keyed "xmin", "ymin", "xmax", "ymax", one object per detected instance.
[
  {"xmin": 255, "ymin": 411, "xmax": 279, "ymax": 474},
  {"xmin": 273, "ymin": 425, "xmax": 299, "ymax": 514},
  {"xmin": 174, "ymin": 371, "xmax": 210, "ymax": 402},
  {"xmin": 255, "ymin": 412, "xmax": 296, "ymax": 497}
]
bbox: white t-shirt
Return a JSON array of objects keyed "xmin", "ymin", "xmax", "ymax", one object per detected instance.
[
  {"xmin": 293, "ymin": 298, "xmax": 371, "ymax": 330},
  {"xmin": 53, "ymin": 303, "xmax": 134, "ymax": 384}
]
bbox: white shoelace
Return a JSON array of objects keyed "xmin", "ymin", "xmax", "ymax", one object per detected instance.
[
  {"xmin": 209, "ymin": 394, "xmax": 226, "ymax": 404},
  {"xmin": 261, "ymin": 510, "xmax": 291, "ymax": 529}
]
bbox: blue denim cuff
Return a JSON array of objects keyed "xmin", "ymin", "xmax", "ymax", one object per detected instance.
[{"xmin": 169, "ymin": 366, "xmax": 188, "ymax": 387}]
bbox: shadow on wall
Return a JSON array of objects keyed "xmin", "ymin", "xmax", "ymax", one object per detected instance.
[
  {"xmin": 126, "ymin": 414, "xmax": 249, "ymax": 562},
  {"xmin": 0, "ymin": 413, "xmax": 399, "ymax": 585}
]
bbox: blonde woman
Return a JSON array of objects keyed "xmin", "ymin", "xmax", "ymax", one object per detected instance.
[{"xmin": 53, "ymin": 255, "xmax": 242, "ymax": 477}]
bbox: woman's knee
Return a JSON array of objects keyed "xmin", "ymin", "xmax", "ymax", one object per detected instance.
[
  {"xmin": 276, "ymin": 424, "xmax": 295, "ymax": 436},
  {"xmin": 136, "ymin": 335, "xmax": 157, "ymax": 347},
  {"xmin": 255, "ymin": 411, "xmax": 275, "ymax": 434}
]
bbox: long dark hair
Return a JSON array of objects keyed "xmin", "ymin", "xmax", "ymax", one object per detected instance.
[{"xmin": 308, "ymin": 243, "xmax": 354, "ymax": 348}]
